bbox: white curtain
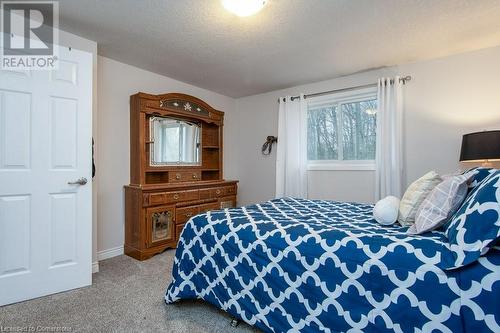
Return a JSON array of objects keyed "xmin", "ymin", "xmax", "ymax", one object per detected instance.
[
  {"xmin": 275, "ymin": 95, "xmax": 308, "ymax": 198},
  {"xmin": 375, "ymin": 77, "xmax": 404, "ymax": 200}
]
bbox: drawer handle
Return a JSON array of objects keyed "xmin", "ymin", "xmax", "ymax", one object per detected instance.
[
  {"xmin": 216, "ymin": 189, "xmax": 221, "ymax": 195},
  {"xmin": 192, "ymin": 174, "xmax": 198, "ymax": 179},
  {"xmin": 175, "ymin": 173, "xmax": 181, "ymax": 180},
  {"xmin": 185, "ymin": 213, "xmax": 193, "ymax": 217},
  {"xmin": 173, "ymin": 194, "xmax": 179, "ymax": 200}
]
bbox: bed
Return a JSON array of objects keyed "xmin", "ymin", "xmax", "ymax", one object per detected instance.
[{"xmin": 165, "ymin": 197, "xmax": 500, "ymax": 332}]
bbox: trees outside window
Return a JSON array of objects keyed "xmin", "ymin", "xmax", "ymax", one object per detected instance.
[{"xmin": 307, "ymin": 89, "xmax": 377, "ymax": 168}]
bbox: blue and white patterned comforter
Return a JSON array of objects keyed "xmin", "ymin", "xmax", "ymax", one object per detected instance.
[{"xmin": 165, "ymin": 198, "xmax": 500, "ymax": 333}]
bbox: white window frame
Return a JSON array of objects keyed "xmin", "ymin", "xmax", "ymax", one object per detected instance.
[{"xmin": 306, "ymin": 87, "xmax": 377, "ymax": 171}]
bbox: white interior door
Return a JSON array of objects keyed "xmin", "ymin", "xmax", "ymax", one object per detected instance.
[{"xmin": 0, "ymin": 46, "xmax": 92, "ymax": 306}]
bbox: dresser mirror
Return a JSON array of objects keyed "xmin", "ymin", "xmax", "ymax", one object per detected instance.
[{"xmin": 150, "ymin": 117, "xmax": 201, "ymax": 166}]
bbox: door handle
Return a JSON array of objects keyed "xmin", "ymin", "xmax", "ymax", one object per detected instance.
[{"xmin": 68, "ymin": 177, "xmax": 88, "ymax": 185}]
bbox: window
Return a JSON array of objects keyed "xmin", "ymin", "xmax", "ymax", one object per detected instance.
[{"xmin": 307, "ymin": 88, "xmax": 377, "ymax": 170}]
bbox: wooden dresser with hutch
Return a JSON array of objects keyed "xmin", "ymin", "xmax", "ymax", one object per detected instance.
[{"xmin": 125, "ymin": 92, "xmax": 238, "ymax": 260}]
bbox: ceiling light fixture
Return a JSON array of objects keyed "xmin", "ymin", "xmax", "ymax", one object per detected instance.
[{"xmin": 222, "ymin": 0, "xmax": 267, "ymax": 17}]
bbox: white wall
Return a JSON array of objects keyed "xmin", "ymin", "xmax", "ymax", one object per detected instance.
[
  {"xmin": 96, "ymin": 56, "xmax": 237, "ymax": 254},
  {"xmin": 235, "ymin": 45, "xmax": 500, "ymax": 206},
  {"xmin": 95, "ymin": 44, "xmax": 500, "ymax": 255}
]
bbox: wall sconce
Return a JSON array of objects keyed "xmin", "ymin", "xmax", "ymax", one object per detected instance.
[{"xmin": 261, "ymin": 136, "xmax": 277, "ymax": 155}]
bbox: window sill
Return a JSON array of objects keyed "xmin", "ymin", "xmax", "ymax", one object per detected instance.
[{"xmin": 307, "ymin": 163, "xmax": 376, "ymax": 171}]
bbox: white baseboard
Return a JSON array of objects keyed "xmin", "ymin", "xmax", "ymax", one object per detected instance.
[
  {"xmin": 92, "ymin": 261, "xmax": 99, "ymax": 274},
  {"xmin": 97, "ymin": 245, "xmax": 124, "ymax": 261}
]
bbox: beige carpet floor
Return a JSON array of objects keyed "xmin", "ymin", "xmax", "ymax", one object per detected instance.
[{"xmin": 0, "ymin": 250, "xmax": 260, "ymax": 332}]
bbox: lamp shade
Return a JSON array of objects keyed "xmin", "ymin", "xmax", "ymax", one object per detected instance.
[{"xmin": 460, "ymin": 130, "xmax": 500, "ymax": 162}]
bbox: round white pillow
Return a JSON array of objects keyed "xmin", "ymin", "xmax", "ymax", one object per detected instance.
[{"xmin": 373, "ymin": 196, "xmax": 400, "ymax": 225}]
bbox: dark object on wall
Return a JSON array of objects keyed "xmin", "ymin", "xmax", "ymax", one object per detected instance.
[
  {"xmin": 460, "ymin": 130, "xmax": 500, "ymax": 167},
  {"xmin": 262, "ymin": 136, "xmax": 278, "ymax": 155},
  {"xmin": 92, "ymin": 138, "xmax": 96, "ymax": 178}
]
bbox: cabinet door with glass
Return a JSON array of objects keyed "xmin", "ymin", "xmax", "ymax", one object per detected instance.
[{"xmin": 146, "ymin": 205, "xmax": 175, "ymax": 246}]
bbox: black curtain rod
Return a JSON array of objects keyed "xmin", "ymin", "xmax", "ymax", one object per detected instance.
[{"xmin": 279, "ymin": 75, "xmax": 412, "ymax": 102}]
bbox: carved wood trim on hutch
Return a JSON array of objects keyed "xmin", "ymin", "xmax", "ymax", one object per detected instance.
[{"xmin": 125, "ymin": 92, "xmax": 238, "ymax": 260}]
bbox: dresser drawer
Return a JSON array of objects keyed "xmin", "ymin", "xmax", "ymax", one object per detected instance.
[
  {"xmin": 198, "ymin": 202, "xmax": 220, "ymax": 213},
  {"xmin": 211, "ymin": 187, "xmax": 225, "ymax": 197},
  {"xmin": 164, "ymin": 189, "xmax": 199, "ymax": 202},
  {"xmin": 149, "ymin": 192, "xmax": 168, "ymax": 206},
  {"xmin": 176, "ymin": 206, "xmax": 199, "ymax": 224},
  {"xmin": 224, "ymin": 185, "xmax": 236, "ymax": 196},
  {"xmin": 211, "ymin": 185, "xmax": 236, "ymax": 198},
  {"xmin": 199, "ymin": 188, "xmax": 211, "ymax": 200},
  {"xmin": 169, "ymin": 171, "xmax": 202, "ymax": 183},
  {"xmin": 146, "ymin": 189, "xmax": 199, "ymax": 206}
]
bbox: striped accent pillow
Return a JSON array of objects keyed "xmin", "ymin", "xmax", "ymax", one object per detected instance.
[
  {"xmin": 398, "ymin": 171, "xmax": 442, "ymax": 226},
  {"xmin": 408, "ymin": 174, "xmax": 472, "ymax": 235}
]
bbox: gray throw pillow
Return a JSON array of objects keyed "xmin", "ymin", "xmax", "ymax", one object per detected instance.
[{"xmin": 408, "ymin": 174, "xmax": 472, "ymax": 235}]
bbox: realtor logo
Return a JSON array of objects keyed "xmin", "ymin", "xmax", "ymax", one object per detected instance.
[{"xmin": 1, "ymin": 1, "xmax": 59, "ymax": 70}]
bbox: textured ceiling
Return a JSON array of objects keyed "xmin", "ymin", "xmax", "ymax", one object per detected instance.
[{"xmin": 59, "ymin": 0, "xmax": 500, "ymax": 97}]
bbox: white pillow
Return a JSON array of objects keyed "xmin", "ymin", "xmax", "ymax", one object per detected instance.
[
  {"xmin": 373, "ymin": 196, "xmax": 400, "ymax": 225},
  {"xmin": 398, "ymin": 171, "xmax": 442, "ymax": 226}
]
